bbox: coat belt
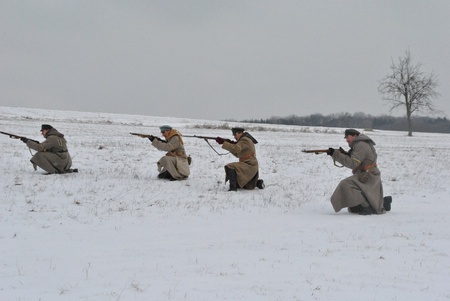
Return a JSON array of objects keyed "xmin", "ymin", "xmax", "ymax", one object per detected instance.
[
  {"xmin": 167, "ymin": 150, "xmax": 187, "ymax": 159},
  {"xmin": 363, "ymin": 163, "xmax": 376, "ymax": 171},
  {"xmin": 353, "ymin": 163, "xmax": 376, "ymax": 173},
  {"xmin": 239, "ymin": 152, "xmax": 254, "ymax": 162}
]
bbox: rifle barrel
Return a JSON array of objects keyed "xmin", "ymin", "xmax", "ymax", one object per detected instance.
[
  {"xmin": 0, "ymin": 131, "xmax": 25, "ymax": 139},
  {"xmin": 130, "ymin": 132, "xmax": 151, "ymax": 137},
  {"xmin": 184, "ymin": 135, "xmax": 217, "ymax": 140},
  {"xmin": 302, "ymin": 149, "xmax": 329, "ymax": 154}
]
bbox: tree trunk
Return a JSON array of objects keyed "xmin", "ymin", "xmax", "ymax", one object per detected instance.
[
  {"xmin": 406, "ymin": 111, "xmax": 413, "ymax": 136},
  {"xmin": 405, "ymin": 93, "xmax": 413, "ymax": 136}
]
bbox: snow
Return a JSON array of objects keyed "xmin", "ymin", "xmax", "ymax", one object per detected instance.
[{"xmin": 1, "ymin": 106, "xmax": 449, "ymax": 301}]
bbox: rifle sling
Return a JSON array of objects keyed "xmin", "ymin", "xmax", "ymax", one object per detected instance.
[{"xmin": 203, "ymin": 138, "xmax": 229, "ymax": 156}]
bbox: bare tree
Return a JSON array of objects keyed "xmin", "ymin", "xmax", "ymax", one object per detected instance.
[{"xmin": 378, "ymin": 50, "xmax": 440, "ymax": 136}]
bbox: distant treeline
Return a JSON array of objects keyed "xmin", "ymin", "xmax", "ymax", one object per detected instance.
[{"xmin": 242, "ymin": 113, "xmax": 450, "ymax": 134}]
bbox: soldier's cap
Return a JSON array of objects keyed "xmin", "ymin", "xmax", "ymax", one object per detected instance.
[
  {"xmin": 159, "ymin": 125, "xmax": 172, "ymax": 132},
  {"xmin": 344, "ymin": 129, "xmax": 360, "ymax": 137},
  {"xmin": 41, "ymin": 124, "xmax": 53, "ymax": 132},
  {"xmin": 231, "ymin": 127, "xmax": 245, "ymax": 135}
]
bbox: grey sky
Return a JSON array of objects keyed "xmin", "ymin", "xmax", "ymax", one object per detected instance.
[{"xmin": 1, "ymin": 1, "xmax": 449, "ymax": 121}]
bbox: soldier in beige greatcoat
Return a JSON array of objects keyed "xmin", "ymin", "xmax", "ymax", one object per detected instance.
[
  {"xmin": 215, "ymin": 127, "xmax": 264, "ymax": 191},
  {"xmin": 148, "ymin": 125, "xmax": 190, "ymax": 180}
]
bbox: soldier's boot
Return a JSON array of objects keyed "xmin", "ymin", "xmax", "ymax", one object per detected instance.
[
  {"xmin": 348, "ymin": 205, "xmax": 364, "ymax": 213},
  {"xmin": 226, "ymin": 168, "xmax": 238, "ymax": 192},
  {"xmin": 383, "ymin": 196, "xmax": 392, "ymax": 211},
  {"xmin": 158, "ymin": 170, "xmax": 175, "ymax": 180},
  {"xmin": 358, "ymin": 206, "xmax": 375, "ymax": 215},
  {"xmin": 356, "ymin": 193, "xmax": 374, "ymax": 215},
  {"xmin": 256, "ymin": 179, "xmax": 265, "ymax": 189}
]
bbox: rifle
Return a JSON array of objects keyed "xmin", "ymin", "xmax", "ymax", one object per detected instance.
[
  {"xmin": 302, "ymin": 149, "xmax": 329, "ymax": 154},
  {"xmin": 1, "ymin": 131, "xmax": 39, "ymax": 143},
  {"xmin": 1, "ymin": 131, "xmax": 28, "ymax": 140},
  {"xmin": 183, "ymin": 135, "xmax": 231, "ymax": 156},
  {"xmin": 130, "ymin": 132, "xmax": 152, "ymax": 138},
  {"xmin": 302, "ymin": 147, "xmax": 349, "ymax": 155},
  {"xmin": 1, "ymin": 131, "xmax": 39, "ymax": 156},
  {"xmin": 130, "ymin": 132, "xmax": 164, "ymax": 142},
  {"xmin": 183, "ymin": 135, "xmax": 218, "ymax": 140},
  {"xmin": 184, "ymin": 135, "xmax": 235, "ymax": 143}
]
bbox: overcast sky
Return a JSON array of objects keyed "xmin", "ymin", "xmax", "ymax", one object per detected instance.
[{"xmin": 1, "ymin": 1, "xmax": 449, "ymax": 121}]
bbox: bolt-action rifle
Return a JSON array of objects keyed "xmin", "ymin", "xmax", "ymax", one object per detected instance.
[
  {"xmin": 129, "ymin": 132, "xmax": 164, "ymax": 142},
  {"xmin": 1, "ymin": 131, "xmax": 28, "ymax": 140},
  {"xmin": 184, "ymin": 134, "xmax": 236, "ymax": 142},
  {"xmin": 302, "ymin": 147, "xmax": 349, "ymax": 155},
  {"xmin": 301, "ymin": 149, "xmax": 329, "ymax": 154},
  {"xmin": 1, "ymin": 131, "xmax": 40, "ymax": 156},
  {"xmin": 130, "ymin": 132, "xmax": 151, "ymax": 138},
  {"xmin": 1, "ymin": 131, "xmax": 39, "ymax": 143},
  {"xmin": 303, "ymin": 147, "xmax": 349, "ymax": 167},
  {"xmin": 183, "ymin": 135, "xmax": 218, "ymax": 140}
]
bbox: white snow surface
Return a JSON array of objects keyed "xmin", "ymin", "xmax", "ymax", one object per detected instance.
[{"xmin": 1, "ymin": 106, "xmax": 449, "ymax": 301}]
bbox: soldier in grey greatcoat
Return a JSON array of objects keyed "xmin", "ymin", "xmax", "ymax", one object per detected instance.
[
  {"xmin": 21, "ymin": 124, "xmax": 74, "ymax": 174},
  {"xmin": 327, "ymin": 129, "xmax": 392, "ymax": 215},
  {"xmin": 146, "ymin": 125, "xmax": 190, "ymax": 180},
  {"xmin": 215, "ymin": 127, "xmax": 264, "ymax": 191}
]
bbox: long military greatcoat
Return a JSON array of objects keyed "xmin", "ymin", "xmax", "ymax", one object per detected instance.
[
  {"xmin": 222, "ymin": 133, "xmax": 259, "ymax": 189},
  {"xmin": 330, "ymin": 134, "xmax": 384, "ymax": 213},
  {"xmin": 26, "ymin": 128, "xmax": 72, "ymax": 173},
  {"xmin": 151, "ymin": 129, "xmax": 190, "ymax": 180}
]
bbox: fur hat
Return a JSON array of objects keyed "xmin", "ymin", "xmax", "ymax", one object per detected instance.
[
  {"xmin": 41, "ymin": 124, "xmax": 53, "ymax": 131},
  {"xmin": 231, "ymin": 127, "xmax": 245, "ymax": 135},
  {"xmin": 159, "ymin": 125, "xmax": 172, "ymax": 132},
  {"xmin": 344, "ymin": 129, "xmax": 360, "ymax": 137}
]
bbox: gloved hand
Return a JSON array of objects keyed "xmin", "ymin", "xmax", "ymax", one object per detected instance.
[
  {"xmin": 20, "ymin": 137, "xmax": 28, "ymax": 143},
  {"xmin": 148, "ymin": 135, "xmax": 155, "ymax": 142},
  {"xmin": 216, "ymin": 137, "xmax": 225, "ymax": 144},
  {"xmin": 327, "ymin": 148, "xmax": 334, "ymax": 156}
]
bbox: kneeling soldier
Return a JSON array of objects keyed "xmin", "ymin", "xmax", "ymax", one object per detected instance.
[{"xmin": 216, "ymin": 127, "xmax": 264, "ymax": 191}]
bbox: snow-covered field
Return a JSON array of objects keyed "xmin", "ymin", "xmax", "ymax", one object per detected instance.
[{"xmin": 1, "ymin": 106, "xmax": 449, "ymax": 301}]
